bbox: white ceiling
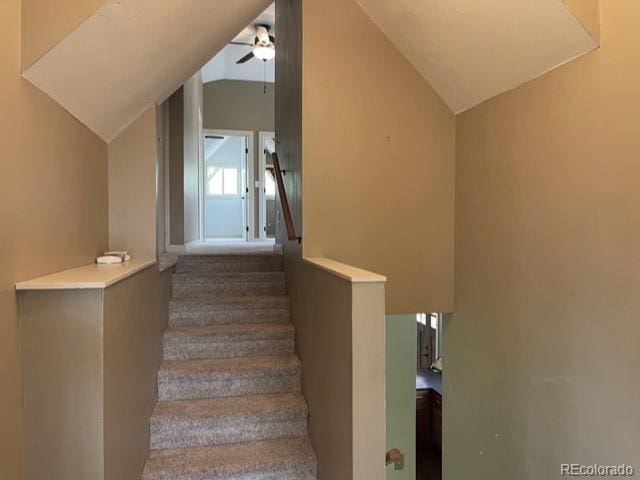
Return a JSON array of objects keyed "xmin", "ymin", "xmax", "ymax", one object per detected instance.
[
  {"xmin": 23, "ymin": 0, "xmax": 271, "ymax": 142},
  {"xmin": 202, "ymin": 3, "xmax": 276, "ymax": 84},
  {"xmin": 233, "ymin": 3, "xmax": 276, "ymax": 44},
  {"xmin": 356, "ymin": 0, "xmax": 597, "ymax": 113},
  {"xmin": 202, "ymin": 44, "xmax": 275, "ymax": 84},
  {"xmin": 23, "ymin": 0, "xmax": 597, "ymax": 141}
]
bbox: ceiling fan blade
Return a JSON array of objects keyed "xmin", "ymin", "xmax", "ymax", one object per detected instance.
[
  {"xmin": 229, "ymin": 41, "xmax": 253, "ymax": 46},
  {"xmin": 236, "ymin": 51, "xmax": 255, "ymax": 64}
]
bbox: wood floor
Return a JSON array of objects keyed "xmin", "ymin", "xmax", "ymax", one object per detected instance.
[{"xmin": 416, "ymin": 447, "xmax": 441, "ymax": 480}]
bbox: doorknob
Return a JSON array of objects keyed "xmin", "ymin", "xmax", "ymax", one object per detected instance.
[{"xmin": 386, "ymin": 449, "xmax": 404, "ymax": 471}]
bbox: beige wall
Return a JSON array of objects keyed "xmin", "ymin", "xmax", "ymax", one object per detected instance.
[
  {"xmin": 108, "ymin": 106, "xmax": 158, "ymax": 260},
  {"xmin": 565, "ymin": 0, "xmax": 600, "ymax": 43},
  {"xmin": 276, "ymin": 3, "xmax": 387, "ymax": 475},
  {"xmin": 20, "ymin": 289, "xmax": 104, "ymax": 480},
  {"xmin": 287, "ymin": 257, "xmax": 353, "ymax": 479},
  {"xmin": 19, "ymin": 267, "xmax": 171, "ymax": 480},
  {"xmin": 449, "ymin": 2, "xmax": 640, "ymax": 478},
  {"xmin": 1, "ymin": 2, "xmax": 108, "ymax": 478},
  {"xmin": 21, "ymin": 0, "xmax": 105, "ymax": 69},
  {"xmin": 183, "ymin": 73, "xmax": 203, "ymax": 244},
  {"xmin": 203, "ymin": 80, "xmax": 275, "ymax": 239},
  {"xmin": 302, "ymin": 0, "xmax": 455, "ymax": 314},
  {"xmin": 103, "ymin": 267, "xmax": 172, "ymax": 480},
  {"xmin": 285, "ymin": 256, "xmax": 386, "ymax": 480},
  {"xmin": 203, "ymin": 80, "xmax": 274, "ymax": 132},
  {"xmin": 351, "ymin": 281, "xmax": 386, "ymax": 479}
]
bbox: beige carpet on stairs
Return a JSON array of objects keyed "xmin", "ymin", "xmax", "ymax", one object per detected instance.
[{"xmin": 142, "ymin": 252, "xmax": 317, "ymax": 480}]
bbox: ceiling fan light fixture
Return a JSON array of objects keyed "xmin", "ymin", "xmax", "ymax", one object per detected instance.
[{"xmin": 253, "ymin": 45, "xmax": 275, "ymax": 61}]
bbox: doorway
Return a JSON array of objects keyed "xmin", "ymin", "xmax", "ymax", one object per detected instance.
[
  {"xmin": 201, "ymin": 130, "xmax": 253, "ymax": 241},
  {"xmin": 386, "ymin": 313, "xmax": 445, "ymax": 480}
]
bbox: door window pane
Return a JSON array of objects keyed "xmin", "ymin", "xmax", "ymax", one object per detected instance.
[
  {"xmin": 223, "ymin": 168, "xmax": 238, "ymax": 195},
  {"xmin": 208, "ymin": 167, "xmax": 223, "ymax": 195},
  {"xmin": 207, "ymin": 167, "xmax": 240, "ymax": 196},
  {"xmin": 265, "ymin": 170, "xmax": 276, "ymax": 197}
]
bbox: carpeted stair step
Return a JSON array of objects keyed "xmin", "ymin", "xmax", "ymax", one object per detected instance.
[
  {"xmin": 163, "ymin": 323, "xmax": 295, "ymax": 360},
  {"xmin": 177, "ymin": 253, "xmax": 282, "ymax": 264},
  {"xmin": 176, "ymin": 254, "xmax": 283, "ymax": 274},
  {"xmin": 150, "ymin": 393, "xmax": 308, "ymax": 450},
  {"xmin": 169, "ymin": 296, "xmax": 290, "ymax": 327},
  {"xmin": 158, "ymin": 355, "xmax": 301, "ymax": 401},
  {"xmin": 172, "ymin": 272, "xmax": 286, "ymax": 298},
  {"xmin": 142, "ymin": 436, "xmax": 317, "ymax": 480}
]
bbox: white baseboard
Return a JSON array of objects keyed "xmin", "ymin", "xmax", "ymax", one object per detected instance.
[{"xmin": 166, "ymin": 244, "xmax": 187, "ymax": 253}]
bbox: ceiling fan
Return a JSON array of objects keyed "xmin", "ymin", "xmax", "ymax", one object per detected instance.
[{"xmin": 231, "ymin": 25, "xmax": 276, "ymax": 64}]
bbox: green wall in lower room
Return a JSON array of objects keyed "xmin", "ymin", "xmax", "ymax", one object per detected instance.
[{"xmin": 386, "ymin": 315, "xmax": 417, "ymax": 480}]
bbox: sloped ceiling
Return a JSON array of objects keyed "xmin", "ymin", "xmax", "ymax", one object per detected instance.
[
  {"xmin": 24, "ymin": 0, "xmax": 597, "ymax": 139},
  {"xmin": 23, "ymin": 0, "xmax": 271, "ymax": 142},
  {"xmin": 202, "ymin": 44, "xmax": 276, "ymax": 84},
  {"xmin": 21, "ymin": 0, "xmax": 107, "ymax": 69},
  {"xmin": 201, "ymin": 3, "xmax": 276, "ymax": 84},
  {"xmin": 356, "ymin": 0, "xmax": 597, "ymax": 113}
]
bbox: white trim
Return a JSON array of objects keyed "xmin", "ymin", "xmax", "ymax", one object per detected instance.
[
  {"xmin": 165, "ymin": 238, "xmax": 202, "ymax": 254},
  {"xmin": 165, "ymin": 244, "xmax": 187, "ymax": 253},
  {"xmin": 304, "ymin": 257, "xmax": 387, "ymax": 283},
  {"xmin": 158, "ymin": 254, "xmax": 178, "ymax": 272},
  {"xmin": 258, "ymin": 131, "xmax": 275, "ymax": 241},
  {"xmin": 201, "ymin": 129, "xmax": 253, "ymax": 241},
  {"xmin": 196, "ymin": 82, "xmax": 204, "ymax": 243},
  {"xmin": 15, "ymin": 260, "xmax": 157, "ymax": 291},
  {"xmin": 246, "ymin": 133, "xmax": 256, "ymax": 241},
  {"xmin": 197, "ymin": 112, "xmax": 204, "ymax": 242}
]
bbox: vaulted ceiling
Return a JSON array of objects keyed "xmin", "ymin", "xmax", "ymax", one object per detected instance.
[
  {"xmin": 355, "ymin": 0, "xmax": 597, "ymax": 113},
  {"xmin": 202, "ymin": 4, "xmax": 276, "ymax": 84},
  {"xmin": 23, "ymin": 0, "xmax": 597, "ymax": 141},
  {"xmin": 23, "ymin": 0, "xmax": 271, "ymax": 142}
]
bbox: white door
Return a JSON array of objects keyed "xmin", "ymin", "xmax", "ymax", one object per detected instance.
[{"xmin": 203, "ymin": 133, "xmax": 248, "ymax": 240}]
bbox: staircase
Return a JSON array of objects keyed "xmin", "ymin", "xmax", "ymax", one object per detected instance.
[{"xmin": 142, "ymin": 252, "xmax": 317, "ymax": 480}]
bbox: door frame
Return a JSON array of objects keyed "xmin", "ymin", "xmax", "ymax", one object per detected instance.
[
  {"xmin": 258, "ymin": 131, "xmax": 275, "ymax": 240},
  {"xmin": 201, "ymin": 129, "xmax": 254, "ymax": 241}
]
